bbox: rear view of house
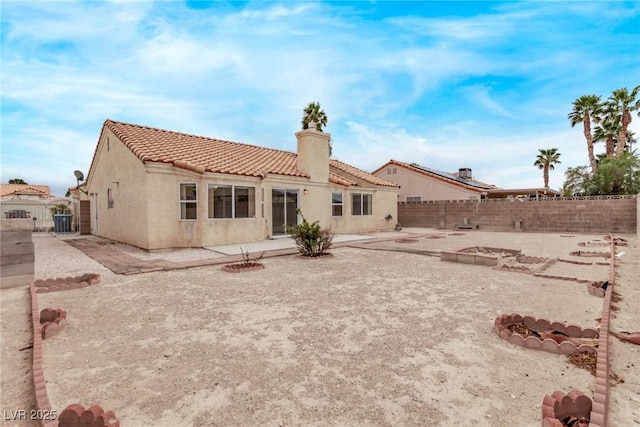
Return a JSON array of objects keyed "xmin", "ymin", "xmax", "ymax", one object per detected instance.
[{"xmin": 79, "ymin": 120, "xmax": 398, "ymax": 250}]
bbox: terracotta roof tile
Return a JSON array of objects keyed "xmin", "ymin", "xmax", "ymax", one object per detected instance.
[
  {"xmin": 330, "ymin": 160, "xmax": 398, "ymax": 188},
  {"xmin": 96, "ymin": 120, "xmax": 397, "ymax": 188},
  {"xmin": 1, "ymin": 184, "xmax": 52, "ymax": 197},
  {"xmin": 104, "ymin": 120, "xmax": 307, "ymax": 179}
]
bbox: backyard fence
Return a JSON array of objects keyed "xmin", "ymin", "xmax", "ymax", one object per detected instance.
[
  {"xmin": 398, "ymin": 195, "xmax": 638, "ymax": 234},
  {"xmin": 0, "ymin": 197, "xmax": 78, "ymax": 232}
]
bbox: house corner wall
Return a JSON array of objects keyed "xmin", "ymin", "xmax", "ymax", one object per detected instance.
[{"xmin": 86, "ymin": 129, "xmax": 150, "ymax": 249}]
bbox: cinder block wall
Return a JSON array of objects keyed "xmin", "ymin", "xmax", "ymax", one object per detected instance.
[
  {"xmin": 398, "ymin": 196, "xmax": 637, "ymax": 234},
  {"xmin": 1, "ymin": 219, "xmax": 35, "ymax": 288}
]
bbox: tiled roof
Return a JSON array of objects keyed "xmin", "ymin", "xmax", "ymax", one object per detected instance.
[
  {"xmin": 104, "ymin": 120, "xmax": 305, "ymax": 178},
  {"xmin": 330, "ymin": 159, "xmax": 398, "ymax": 187},
  {"xmin": 99, "ymin": 120, "xmax": 397, "ymax": 188},
  {"xmin": 1, "ymin": 184, "xmax": 52, "ymax": 197}
]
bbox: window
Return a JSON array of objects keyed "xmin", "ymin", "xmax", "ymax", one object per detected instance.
[
  {"xmin": 406, "ymin": 196, "xmax": 421, "ymax": 203},
  {"xmin": 180, "ymin": 183, "xmax": 197, "ymax": 220},
  {"xmin": 352, "ymin": 193, "xmax": 372, "ymax": 216},
  {"xmin": 332, "ymin": 192, "xmax": 343, "ymax": 216},
  {"xmin": 387, "ymin": 168, "xmax": 391, "ymax": 175},
  {"xmin": 107, "ymin": 188, "xmax": 114, "ymax": 209},
  {"xmin": 208, "ymin": 184, "xmax": 255, "ymax": 219}
]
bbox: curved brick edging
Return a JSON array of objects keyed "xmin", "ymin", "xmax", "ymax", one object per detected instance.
[
  {"xmin": 29, "ymin": 274, "xmax": 116, "ymax": 427},
  {"xmin": 29, "ymin": 282, "xmax": 57, "ymax": 427},
  {"xmin": 58, "ymin": 404, "xmax": 119, "ymax": 427},
  {"xmin": 541, "ymin": 390, "xmax": 592, "ymax": 426},
  {"xmin": 40, "ymin": 308, "xmax": 67, "ymax": 340},
  {"xmin": 494, "ymin": 314, "xmax": 598, "ymax": 355},
  {"xmin": 34, "ymin": 273, "xmax": 101, "ymax": 294}
]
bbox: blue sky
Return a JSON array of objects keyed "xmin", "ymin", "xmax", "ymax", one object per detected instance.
[{"xmin": 2, "ymin": 1, "xmax": 639, "ymax": 196}]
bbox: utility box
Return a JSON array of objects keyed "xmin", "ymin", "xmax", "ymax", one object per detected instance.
[{"xmin": 53, "ymin": 214, "xmax": 72, "ymax": 233}]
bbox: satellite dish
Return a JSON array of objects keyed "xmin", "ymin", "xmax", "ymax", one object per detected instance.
[{"xmin": 74, "ymin": 170, "xmax": 85, "ymax": 181}]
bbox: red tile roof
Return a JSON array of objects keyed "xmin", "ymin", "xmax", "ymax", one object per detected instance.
[
  {"xmin": 1, "ymin": 184, "xmax": 52, "ymax": 198},
  {"xmin": 99, "ymin": 120, "xmax": 397, "ymax": 188}
]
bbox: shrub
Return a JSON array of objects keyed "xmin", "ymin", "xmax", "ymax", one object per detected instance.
[
  {"xmin": 287, "ymin": 211, "xmax": 334, "ymax": 257},
  {"xmin": 240, "ymin": 248, "xmax": 264, "ymax": 267}
]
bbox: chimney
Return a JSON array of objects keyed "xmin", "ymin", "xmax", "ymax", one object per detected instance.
[
  {"xmin": 295, "ymin": 124, "xmax": 330, "ymax": 183},
  {"xmin": 458, "ymin": 168, "xmax": 472, "ymax": 179}
]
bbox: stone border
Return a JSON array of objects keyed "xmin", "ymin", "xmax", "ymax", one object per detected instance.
[
  {"xmin": 586, "ymin": 281, "xmax": 609, "ymax": 298},
  {"xmin": 494, "ymin": 313, "xmax": 598, "ymax": 355},
  {"xmin": 34, "ymin": 273, "xmax": 101, "ymax": 294},
  {"xmin": 578, "ymin": 242, "xmax": 610, "ymax": 247},
  {"xmin": 568, "ymin": 250, "xmax": 611, "ymax": 258},
  {"xmin": 441, "ymin": 246, "xmax": 521, "ymax": 267}
]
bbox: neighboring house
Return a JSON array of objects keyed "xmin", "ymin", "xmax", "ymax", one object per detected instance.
[
  {"xmin": 372, "ymin": 160, "xmax": 495, "ymax": 202},
  {"xmin": 1, "ymin": 184, "xmax": 73, "ymax": 231},
  {"xmin": 79, "ymin": 119, "xmax": 399, "ymax": 250},
  {"xmin": 373, "ymin": 160, "xmax": 560, "ymax": 202}
]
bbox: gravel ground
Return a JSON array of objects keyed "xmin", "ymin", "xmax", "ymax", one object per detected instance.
[{"xmin": 1, "ymin": 230, "xmax": 638, "ymax": 427}]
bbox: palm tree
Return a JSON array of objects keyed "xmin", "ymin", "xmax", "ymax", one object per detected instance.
[
  {"xmin": 534, "ymin": 148, "xmax": 562, "ymax": 188},
  {"xmin": 8, "ymin": 178, "xmax": 27, "ymax": 184},
  {"xmin": 607, "ymin": 85, "xmax": 640, "ymax": 157},
  {"xmin": 301, "ymin": 102, "xmax": 328, "ymax": 132},
  {"xmin": 568, "ymin": 94, "xmax": 602, "ymax": 173},
  {"xmin": 593, "ymin": 113, "xmax": 619, "ymax": 157}
]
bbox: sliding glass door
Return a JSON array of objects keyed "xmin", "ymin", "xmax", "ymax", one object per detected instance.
[{"xmin": 271, "ymin": 189, "xmax": 298, "ymax": 235}]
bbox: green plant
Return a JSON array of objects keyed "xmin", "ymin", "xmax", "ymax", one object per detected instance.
[
  {"xmin": 49, "ymin": 203, "xmax": 71, "ymax": 216},
  {"xmin": 239, "ymin": 248, "xmax": 264, "ymax": 267},
  {"xmin": 287, "ymin": 210, "xmax": 334, "ymax": 257}
]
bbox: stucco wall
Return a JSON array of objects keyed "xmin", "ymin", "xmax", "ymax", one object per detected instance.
[
  {"xmin": 398, "ymin": 196, "xmax": 637, "ymax": 233},
  {"xmin": 86, "ymin": 129, "xmax": 150, "ymax": 248},
  {"xmin": 373, "ymin": 165, "xmax": 482, "ymax": 201}
]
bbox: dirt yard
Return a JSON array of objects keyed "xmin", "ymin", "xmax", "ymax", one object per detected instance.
[{"xmin": 1, "ymin": 230, "xmax": 638, "ymax": 426}]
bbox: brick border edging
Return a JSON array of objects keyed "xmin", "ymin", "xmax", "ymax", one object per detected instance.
[
  {"xmin": 34, "ymin": 274, "xmax": 101, "ymax": 294},
  {"xmin": 494, "ymin": 313, "xmax": 598, "ymax": 355},
  {"xmin": 29, "ymin": 274, "xmax": 119, "ymax": 427},
  {"xmin": 29, "ymin": 281, "xmax": 57, "ymax": 427},
  {"xmin": 588, "ymin": 238, "xmax": 615, "ymax": 427},
  {"xmin": 542, "ymin": 390, "xmax": 592, "ymax": 426},
  {"xmin": 538, "ymin": 236, "xmax": 615, "ymax": 427}
]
